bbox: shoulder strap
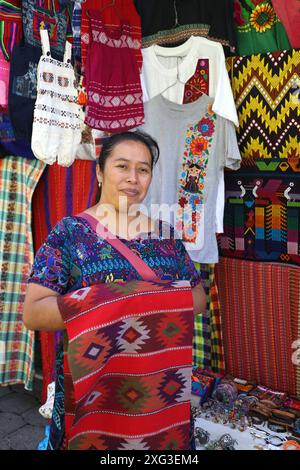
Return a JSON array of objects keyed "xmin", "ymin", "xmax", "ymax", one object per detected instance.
[
  {"xmin": 63, "ymin": 40, "xmax": 72, "ymax": 64},
  {"xmin": 40, "ymin": 29, "xmax": 51, "ymax": 57},
  {"xmin": 77, "ymin": 212, "xmax": 160, "ymax": 282}
]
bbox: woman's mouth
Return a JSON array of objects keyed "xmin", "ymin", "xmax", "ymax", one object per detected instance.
[{"xmin": 120, "ymin": 189, "xmax": 139, "ymax": 197}]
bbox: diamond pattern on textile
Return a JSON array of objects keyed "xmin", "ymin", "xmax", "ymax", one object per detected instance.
[
  {"xmin": 68, "ymin": 331, "xmax": 112, "ymax": 381},
  {"xmin": 117, "ymin": 318, "xmax": 150, "ymax": 353},
  {"xmin": 116, "ymin": 378, "xmax": 150, "ymax": 412},
  {"xmin": 159, "ymin": 371, "xmax": 185, "ymax": 405},
  {"xmin": 118, "ymin": 438, "xmax": 150, "ymax": 451},
  {"xmin": 155, "ymin": 313, "xmax": 189, "ymax": 348}
]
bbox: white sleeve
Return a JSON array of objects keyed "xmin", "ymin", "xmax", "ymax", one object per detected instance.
[
  {"xmin": 212, "ymin": 53, "xmax": 239, "ymax": 127},
  {"xmin": 223, "ymin": 120, "xmax": 241, "ymax": 170}
]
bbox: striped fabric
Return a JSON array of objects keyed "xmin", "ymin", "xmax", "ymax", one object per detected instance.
[
  {"xmin": 31, "ymin": 160, "xmax": 98, "ymax": 400},
  {"xmin": 72, "ymin": 0, "xmax": 81, "ymax": 61},
  {"xmin": 0, "ymin": 156, "xmax": 46, "ymax": 389},
  {"xmin": 215, "ymin": 257, "xmax": 300, "ymax": 398},
  {"xmin": 0, "ymin": 0, "xmax": 22, "ymax": 60},
  {"xmin": 193, "ymin": 263, "xmax": 225, "ymax": 374}
]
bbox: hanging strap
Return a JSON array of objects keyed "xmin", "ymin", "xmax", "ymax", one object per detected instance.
[
  {"xmin": 63, "ymin": 39, "xmax": 72, "ymax": 64},
  {"xmin": 77, "ymin": 212, "xmax": 161, "ymax": 282},
  {"xmin": 40, "ymin": 28, "xmax": 51, "ymax": 57}
]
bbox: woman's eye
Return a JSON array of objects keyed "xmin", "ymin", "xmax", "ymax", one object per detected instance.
[
  {"xmin": 117, "ymin": 165, "xmax": 126, "ymax": 169},
  {"xmin": 140, "ymin": 168, "xmax": 149, "ymax": 173}
]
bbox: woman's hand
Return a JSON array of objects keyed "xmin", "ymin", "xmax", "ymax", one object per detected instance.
[{"xmin": 191, "ymin": 283, "xmax": 206, "ymax": 315}]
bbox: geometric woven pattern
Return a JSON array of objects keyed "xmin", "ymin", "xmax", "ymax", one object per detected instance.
[
  {"xmin": 227, "ymin": 49, "xmax": 300, "ymax": 172},
  {"xmin": 215, "ymin": 257, "xmax": 300, "ymax": 398},
  {"xmin": 219, "ymin": 173, "xmax": 300, "ymax": 265},
  {"xmin": 59, "ymin": 280, "xmax": 194, "ymax": 450}
]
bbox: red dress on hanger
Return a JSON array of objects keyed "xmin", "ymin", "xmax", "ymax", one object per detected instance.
[{"xmin": 85, "ymin": 10, "xmax": 144, "ymax": 132}]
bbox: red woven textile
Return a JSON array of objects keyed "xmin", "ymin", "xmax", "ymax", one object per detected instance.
[
  {"xmin": 81, "ymin": 0, "xmax": 142, "ymax": 76},
  {"xmin": 59, "ymin": 280, "xmax": 194, "ymax": 450},
  {"xmin": 32, "ymin": 160, "xmax": 98, "ymax": 401},
  {"xmin": 272, "ymin": 0, "xmax": 300, "ymax": 48},
  {"xmin": 215, "ymin": 257, "xmax": 300, "ymax": 397}
]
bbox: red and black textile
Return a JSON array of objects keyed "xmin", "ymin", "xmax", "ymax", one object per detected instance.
[
  {"xmin": 32, "ymin": 160, "xmax": 98, "ymax": 401},
  {"xmin": 215, "ymin": 257, "xmax": 300, "ymax": 398},
  {"xmin": 59, "ymin": 280, "xmax": 194, "ymax": 450}
]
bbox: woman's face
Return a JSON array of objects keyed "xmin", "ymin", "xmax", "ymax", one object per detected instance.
[{"xmin": 97, "ymin": 140, "xmax": 153, "ymax": 212}]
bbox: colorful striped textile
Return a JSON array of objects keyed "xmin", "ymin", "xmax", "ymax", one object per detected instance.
[
  {"xmin": 60, "ymin": 280, "xmax": 194, "ymax": 450},
  {"xmin": 31, "ymin": 160, "xmax": 98, "ymax": 400},
  {"xmin": 0, "ymin": 0, "xmax": 22, "ymax": 60},
  {"xmin": 215, "ymin": 257, "xmax": 300, "ymax": 398},
  {"xmin": 0, "ymin": 156, "xmax": 46, "ymax": 389},
  {"xmin": 219, "ymin": 173, "xmax": 300, "ymax": 266},
  {"xmin": 226, "ymin": 49, "xmax": 300, "ymax": 171},
  {"xmin": 193, "ymin": 263, "xmax": 225, "ymax": 374}
]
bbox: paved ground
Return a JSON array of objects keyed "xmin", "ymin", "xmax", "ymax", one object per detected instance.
[{"xmin": 0, "ymin": 379, "xmax": 47, "ymax": 450}]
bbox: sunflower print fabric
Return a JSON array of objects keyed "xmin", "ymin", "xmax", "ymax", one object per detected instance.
[{"xmin": 233, "ymin": 0, "xmax": 291, "ymax": 55}]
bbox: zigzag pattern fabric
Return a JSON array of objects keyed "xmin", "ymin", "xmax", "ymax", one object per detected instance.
[{"xmin": 227, "ymin": 49, "xmax": 300, "ymax": 173}]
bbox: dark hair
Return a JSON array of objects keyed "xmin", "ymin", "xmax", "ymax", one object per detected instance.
[{"xmin": 98, "ymin": 130, "xmax": 160, "ymax": 172}]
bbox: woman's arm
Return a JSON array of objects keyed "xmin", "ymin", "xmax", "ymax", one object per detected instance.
[
  {"xmin": 191, "ymin": 282, "xmax": 206, "ymax": 315},
  {"xmin": 23, "ymin": 283, "xmax": 66, "ymax": 331}
]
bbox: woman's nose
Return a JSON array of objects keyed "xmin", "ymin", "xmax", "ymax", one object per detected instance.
[{"xmin": 126, "ymin": 169, "xmax": 138, "ymax": 183}]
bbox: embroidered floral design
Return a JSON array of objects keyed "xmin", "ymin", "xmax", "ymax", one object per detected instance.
[
  {"xmin": 197, "ymin": 117, "xmax": 215, "ymax": 137},
  {"xmin": 176, "ymin": 106, "xmax": 217, "ymax": 244},
  {"xmin": 250, "ymin": 3, "xmax": 275, "ymax": 32},
  {"xmin": 190, "ymin": 137, "xmax": 209, "ymax": 156}
]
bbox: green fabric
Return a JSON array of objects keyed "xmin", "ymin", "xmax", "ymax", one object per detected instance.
[
  {"xmin": 234, "ymin": 0, "xmax": 291, "ymax": 56},
  {"xmin": 0, "ymin": 156, "xmax": 46, "ymax": 389}
]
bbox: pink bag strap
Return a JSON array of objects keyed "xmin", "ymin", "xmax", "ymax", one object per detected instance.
[{"xmin": 77, "ymin": 212, "xmax": 160, "ymax": 282}]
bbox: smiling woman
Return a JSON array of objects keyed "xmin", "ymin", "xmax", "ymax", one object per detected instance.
[{"xmin": 23, "ymin": 130, "xmax": 206, "ymax": 451}]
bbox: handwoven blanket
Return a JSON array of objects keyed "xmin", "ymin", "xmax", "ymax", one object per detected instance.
[
  {"xmin": 226, "ymin": 49, "xmax": 300, "ymax": 172},
  {"xmin": 215, "ymin": 257, "xmax": 300, "ymax": 398},
  {"xmin": 0, "ymin": 156, "xmax": 46, "ymax": 388},
  {"xmin": 31, "ymin": 160, "xmax": 98, "ymax": 400},
  {"xmin": 58, "ymin": 280, "xmax": 194, "ymax": 450}
]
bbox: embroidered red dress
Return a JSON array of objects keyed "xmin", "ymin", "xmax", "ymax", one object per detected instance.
[{"xmin": 85, "ymin": 10, "xmax": 144, "ymax": 132}]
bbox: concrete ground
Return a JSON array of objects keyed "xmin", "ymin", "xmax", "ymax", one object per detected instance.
[{"xmin": 0, "ymin": 379, "xmax": 47, "ymax": 450}]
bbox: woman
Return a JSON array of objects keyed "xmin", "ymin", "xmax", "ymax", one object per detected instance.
[{"xmin": 24, "ymin": 130, "xmax": 206, "ymax": 450}]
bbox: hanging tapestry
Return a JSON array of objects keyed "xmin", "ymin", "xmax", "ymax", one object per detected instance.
[
  {"xmin": 60, "ymin": 280, "xmax": 194, "ymax": 450},
  {"xmin": 134, "ymin": 0, "xmax": 236, "ymax": 54},
  {"xmin": 226, "ymin": 49, "xmax": 300, "ymax": 173},
  {"xmin": 0, "ymin": 0, "xmax": 22, "ymax": 60},
  {"xmin": 32, "ymin": 160, "xmax": 98, "ymax": 401},
  {"xmin": 215, "ymin": 257, "xmax": 300, "ymax": 398},
  {"xmin": 219, "ymin": 173, "xmax": 300, "ymax": 266},
  {"xmin": 0, "ymin": 156, "xmax": 46, "ymax": 389},
  {"xmin": 233, "ymin": 0, "xmax": 291, "ymax": 55},
  {"xmin": 193, "ymin": 263, "xmax": 225, "ymax": 375}
]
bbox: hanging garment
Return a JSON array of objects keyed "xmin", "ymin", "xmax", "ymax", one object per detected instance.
[
  {"xmin": 0, "ymin": 113, "xmax": 36, "ymax": 158},
  {"xmin": 84, "ymin": 10, "xmax": 144, "ymax": 132},
  {"xmin": 134, "ymin": 0, "xmax": 236, "ymax": 54},
  {"xmin": 31, "ymin": 159, "xmax": 99, "ymax": 402},
  {"xmin": 22, "ymin": 0, "xmax": 70, "ymax": 58},
  {"xmin": 193, "ymin": 263, "xmax": 225, "ymax": 374},
  {"xmin": 140, "ymin": 36, "xmax": 241, "ymax": 235},
  {"xmin": 0, "ymin": 48, "xmax": 9, "ymax": 110},
  {"xmin": 0, "ymin": 1, "xmax": 22, "ymax": 60},
  {"xmin": 272, "ymin": 0, "xmax": 300, "ymax": 49},
  {"xmin": 0, "ymin": 156, "xmax": 46, "ymax": 389},
  {"xmin": 233, "ymin": 0, "xmax": 291, "ymax": 55},
  {"xmin": 218, "ymin": 173, "xmax": 300, "ymax": 266},
  {"xmin": 81, "ymin": 0, "xmax": 142, "ymax": 77},
  {"xmin": 226, "ymin": 49, "xmax": 300, "ymax": 171},
  {"xmin": 72, "ymin": 0, "xmax": 82, "ymax": 62},
  {"xmin": 141, "ymin": 36, "xmax": 238, "ymax": 126},
  {"xmin": 215, "ymin": 257, "xmax": 300, "ymax": 398},
  {"xmin": 31, "ymin": 29, "xmax": 81, "ymax": 166},
  {"xmin": 140, "ymin": 94, "xmax": 241, "ymax": 263}
]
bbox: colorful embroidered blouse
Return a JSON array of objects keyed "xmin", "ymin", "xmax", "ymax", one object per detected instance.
[{"xmin": 28, "ymin": 215, "xmax": 202, "ymax": 293}]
